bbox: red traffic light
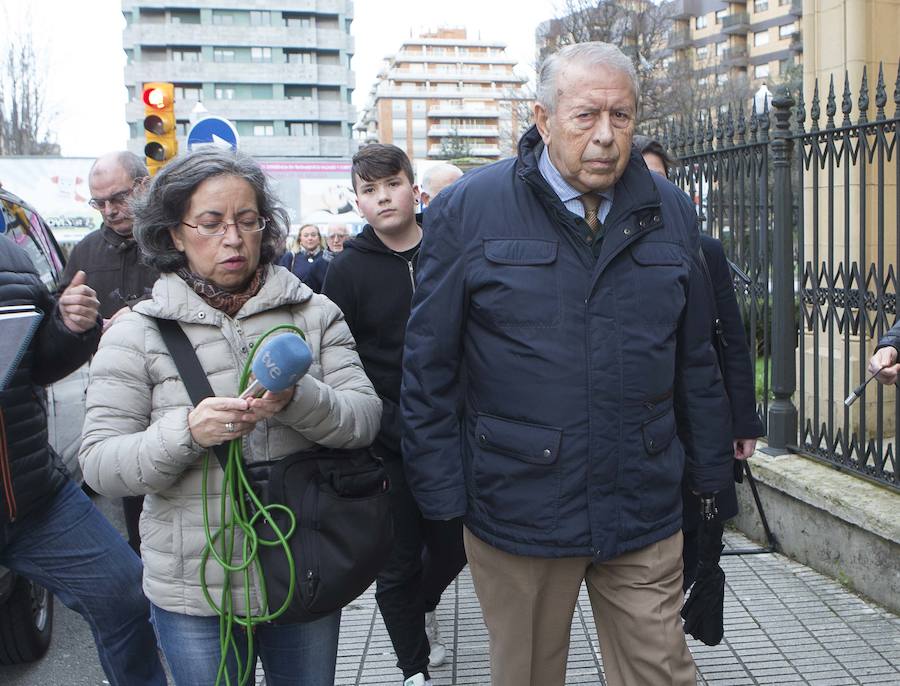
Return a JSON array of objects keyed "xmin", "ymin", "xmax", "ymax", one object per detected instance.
[{"xmin": 142, "ymin": 87, "xmax": 169, "ymax": 110}]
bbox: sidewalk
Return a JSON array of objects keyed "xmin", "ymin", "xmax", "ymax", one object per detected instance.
[{"xmin": 314, "ymin": 530, "xmax": 899, "ymax": 686}]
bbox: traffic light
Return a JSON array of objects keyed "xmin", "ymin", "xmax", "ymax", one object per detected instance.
[{"xmin": 142, "ymin": 82, "xmax": 177, "ymax": 175}]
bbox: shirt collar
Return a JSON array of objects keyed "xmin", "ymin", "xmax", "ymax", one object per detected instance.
[{"xmin": 538, "ymin": 146, "xmax": 614, "ymax": 205}]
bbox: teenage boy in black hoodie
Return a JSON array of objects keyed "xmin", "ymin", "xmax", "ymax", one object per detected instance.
[{"xmin": 323, "ymin": 145, "xmax": 465, "ymax": 686}]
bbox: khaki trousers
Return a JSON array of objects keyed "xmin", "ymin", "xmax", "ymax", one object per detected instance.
[{"xmin": 464, "ymin": 528, "xmax": 695, "ymax": 686}]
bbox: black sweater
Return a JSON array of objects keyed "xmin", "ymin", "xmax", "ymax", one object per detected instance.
[
  {"xmin": 0, "ymin": 238, "xmax": 101, "ymax": 524},
  {"xmin": 322, "ymin": 224, "xmax": 419, "ymax": 458}
]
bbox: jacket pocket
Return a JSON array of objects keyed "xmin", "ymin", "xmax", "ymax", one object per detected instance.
[
  {"xmin": 629, "ymin": 242, "xmax": 686, "ymax": 325},
  {"xmin": 637, "ymin": 408, "xmax": 683, "ymax": 522},
  {"xmin": 479, "ymin": 239, "xmax": 560, "ymax": 328},
  {"xmin": 471, "ymin": 413, "xmax": 562, "ymax": 532}
]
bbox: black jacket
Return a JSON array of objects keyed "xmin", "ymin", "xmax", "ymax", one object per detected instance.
[
  {"xmin": 279, "ymin": 248, "xmax": 330, "ymax": 293},
  {"xmin": 59, "ymin": 224, "xmax": 158, "ymax": 319},
  {"xmin": 683, "ymin": 235, "xmax": 766, "ymax": 529},
  {"xmin": 322, "ymin": 224, "xmax": 419, "ymax": 458},
  {"xmin": 401, "ymin": 125, "xmax": 734, "ymax": 559},
  {"xmin": 0, "ymin": 238, "xmax": 101, "ymax": 524}
]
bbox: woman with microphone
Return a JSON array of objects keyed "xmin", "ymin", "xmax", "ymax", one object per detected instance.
[{"xmin": 78, "ymin": 148, "xmax": 381, "ymax": 685}]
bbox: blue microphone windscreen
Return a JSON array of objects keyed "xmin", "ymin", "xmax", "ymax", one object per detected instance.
[{"xmin": 250, "ymin": 334, "xmax": 312, "ymax": 393}]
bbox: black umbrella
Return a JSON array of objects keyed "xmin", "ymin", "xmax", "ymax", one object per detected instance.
[{"xmin": 681, "ymin": 495, "xmax": 725, "ymax": 646}]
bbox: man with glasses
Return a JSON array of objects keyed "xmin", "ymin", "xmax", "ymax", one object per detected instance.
[{"xmin": 59, "ymin": 151, "xmax": 158, "ymax": 555}]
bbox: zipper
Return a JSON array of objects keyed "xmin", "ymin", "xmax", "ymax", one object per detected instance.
[
  {"xmin": 391, "ymin": 248, "xmax": 419, "ymax": 293},
  {"xmin": 0, "ymin": 409, "xmax": 17, "ymax": 522}
]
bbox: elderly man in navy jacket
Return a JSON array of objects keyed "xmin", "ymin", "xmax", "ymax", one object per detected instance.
[{"xmin": 400, "ymin": 42, "xmax": 734, "ymax": 686}]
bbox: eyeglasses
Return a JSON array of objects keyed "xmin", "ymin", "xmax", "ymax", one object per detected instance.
[
  {"xmin": 181, "ymin": 216, "xmax": 268, "ymax": 237},
  {"xmin": 88, "ymin": 187, "xmax": 135, "ymax": 211}
]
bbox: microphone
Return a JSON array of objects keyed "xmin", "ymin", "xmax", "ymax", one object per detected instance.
[
  {"xmin": 239, "ymin": 334, "xmax": 312, "ymax": 399},
  {"xmin": 844, "ymin": 364, "xmax": 888, "ymax": 407}
]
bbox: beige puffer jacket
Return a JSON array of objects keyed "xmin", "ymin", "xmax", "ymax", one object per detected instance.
[{"xmin": 79, "ymin": 265, "xmax": 382, "ymax": 616}]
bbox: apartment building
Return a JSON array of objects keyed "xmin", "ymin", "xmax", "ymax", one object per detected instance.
[
  {"xmin": 355, "ymin": 28, "xmax": 529, "ymax": 162},
  {"xmin": 668, "ymin": 0, "xmax": 802, "ymax": 90},
  {"xmin": 122, "ymin": 0, "xmax": 356, "ymax": 158}
]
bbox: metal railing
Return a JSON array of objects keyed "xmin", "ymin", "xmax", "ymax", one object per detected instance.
[{"xmin": 654, "ymin": 62, "xmax": 900, "ymax": 491}]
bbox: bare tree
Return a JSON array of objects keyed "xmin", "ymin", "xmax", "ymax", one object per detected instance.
[
  {"xmin": 0, "ymin": 17, "xmax": 58, "ymax": 155},
  {"xmin": 540, "ymin": 0, "xmax": 677, "ymax": 123}
]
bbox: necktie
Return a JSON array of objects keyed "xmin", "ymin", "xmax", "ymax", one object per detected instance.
[{"xmin": 580, "ymin": 193, "xmax": 601, "ymax": 234}]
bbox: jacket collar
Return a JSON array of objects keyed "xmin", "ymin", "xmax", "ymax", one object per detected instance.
[{"xmin": 135, "ymin": 264, "xmax": 313, "ymax": 324}]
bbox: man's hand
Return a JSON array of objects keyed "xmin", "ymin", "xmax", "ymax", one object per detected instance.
[
  {"xmin": 59, "ymin": 270, "xmax": 100, "ymax": 334},
  {"xmin": 733, "ymin": 438, "xmax": 757, "ymax": 460},
  {"xmin": 868, "ymin": 346, "xmax": 899, "ymax": 385},
  {"xmin": 188, "ymin": 396, "xmax": 254, "ymax": 447}
]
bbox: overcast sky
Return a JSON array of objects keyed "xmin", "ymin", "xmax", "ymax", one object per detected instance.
[{"xmin": 0, "ymin": 0, "xmax": 560, "ymax": 158}]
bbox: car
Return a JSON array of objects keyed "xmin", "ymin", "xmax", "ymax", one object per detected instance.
[{"xmin": 0, "ymin": 187, "xmax": 90, "ymax": 665}]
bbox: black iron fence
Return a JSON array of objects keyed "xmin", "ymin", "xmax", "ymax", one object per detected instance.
[{"xmin": 653, "ymin": 62, "xmax": 899, "ymax": 491}]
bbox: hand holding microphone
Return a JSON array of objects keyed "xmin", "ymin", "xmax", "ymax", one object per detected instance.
[{"xmin": 240, "ymin": 334, "xmax": 312, "ymax": 422}]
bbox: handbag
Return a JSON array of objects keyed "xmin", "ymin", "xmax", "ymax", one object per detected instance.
[{"xmin": 154, "ymin": 317, "xmax": 393, "ymax": 624}]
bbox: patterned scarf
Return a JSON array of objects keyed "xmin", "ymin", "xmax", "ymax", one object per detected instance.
[{"xmin": 177, "ymin": 266, "xmax": 267, "ymax": 317}]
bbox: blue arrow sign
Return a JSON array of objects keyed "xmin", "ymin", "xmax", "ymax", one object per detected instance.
[{"xmin": 186, "ymin": 116, "xmax": 239, "ymax": 152}]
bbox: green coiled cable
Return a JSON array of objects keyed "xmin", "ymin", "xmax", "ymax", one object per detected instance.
[{"xmin": 197, "ymin": 324, "xmax": 307, "ymax": 686}]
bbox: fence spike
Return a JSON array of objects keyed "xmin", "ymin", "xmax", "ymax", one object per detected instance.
[
  {"xmin": 759, "ymin": 92, "xmax": 771, "ymax": 141},
  {"xmin": 826, "ymin": 73, "xmax": 837, "ymax": 129},
  {"xmin": 858, "ymin": 65, "xmax": 869, "ymax": 124},
  {"xmin": 725, "ymin": 105, "xmax": 743, "ymax": 145},
  {"xmin": 874, "ymin": 63, "xmax": 887, "ymax": 121},
  {"xmin": 841, "ymin": 70, "xmax": 853, "ymax": 127},
  {"xmin": 795, "ymin": 85, "xmax": 807, "ymax": 132},
  {"xmin": 733, "ymin": 101, "xmax": 743, "ymax": 144},
  {"xmin": 810, "ymin": 78, "xmax": 821, "ymax": 131},
  {"xmin": 706, "ymin": 108, "xmax": 715, "ymax": 149},
  {"xmin": 715, "ymin": 105, "xmax": 725, "ymax": 146},
  {"xmin": 749, "ymin": 97, "xmax": 759, "ymax": 141},
  {"xmin": 894, "ymin": 57, "xmax": 900, "ymax": 117}
]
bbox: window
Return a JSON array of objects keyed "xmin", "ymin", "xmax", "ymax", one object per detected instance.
[
  {"xmin": 754, "ymin": 30, "xmax": 770, "ymax": 47},
  {"xmin": 174, "ymin": 84, "xmax": 202, "ymax": 100},
  {"xmin": 715, "ymin": 9, "xmax": 727, "ymax": 24},
  {"xmin": 779, "ymin": 23, "xmax": 797, "ymax": 38},
  {"xmin": 172, "ymin": 48, "xmax": 200, "ymax": 63},
  {"xmin": 286, "ymin": 51, "xmax": 315, "ymax": 64},
  {"xmin": 755, "ymin": 64, "xmax": 770, "ymax": 79},
  {"xmin": 252, "ymin": 123, "xmax": 275, "ymax": 136},
  {"xmin": 176, "ymin": 120, "xmax": 190, "ymax": 136},
  {"xmin": 284, "ymin": 13, "xmax": 313, "ymax": 28},
  {"xmin": 696, "ymin": 46, "xmax": 709, "ymax": 60},
  {"xmin": 251, "ymin": 47, "xmax": 272, "ymax": 63},
  {"xmin": 285, "ymin": 85, "xmax": 313, "ymax": 100},
  {"xmin": 392, "ymin": 100, "xmax": 407, "ymax": 114},
  {"xmin": 170, "ymin": 9, "xmax": 200, "ymax": 24},
  {"xmin": 213, "ymin": 48, "xmax": 236, "ymax": 63},
  {"xmin": 393, "ymin": 120, "xmax": 407, "ymax": 138},
  {"xmin": 717, "ymin": 73, "xmax": 728, "ymax": 86},
  {"xmin": 754, "ymin": 0, "xmax": 769, "ymax": 12},
  {"xmin": 249, "ymin": 11, "xmax": 270, "ymax": 25},
  {"xmin": 695, "ymin": 15, "xmax": 708, "ymax": 29},
  {"xmin": 412, "ymin": 100, "xmax": 427, "ymax": 114},
  {"xmin": 716, "ymin": 41, "xmax": 727, "ymax": 57},
  {"xmin": 215, "ymin": 86, "xmax": 236, "ymax": 100},
  {"xmin": 212, "ymin": 11, "xmax": 235, "ymax": 25},
  {"xmin": 290, "ymin": 122, "xmax": 316, "ymax": 137}
]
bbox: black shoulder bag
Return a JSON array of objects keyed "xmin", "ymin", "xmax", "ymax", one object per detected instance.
[{"xmin": 155, "ymin": 317, "xmax": 393, "ymax": 624}]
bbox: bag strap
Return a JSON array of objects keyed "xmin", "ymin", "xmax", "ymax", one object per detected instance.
[
  {"xmin": 697, "ymin": 245, "xmax": 728, "ymax": 360},
  {"xmin": 154, "ymin": 317, "xmax": 229, "ymax": 471}
]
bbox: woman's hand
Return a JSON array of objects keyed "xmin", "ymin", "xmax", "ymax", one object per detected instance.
[
  {"xmin": 245, "ymin": 387, "xmax": 294, "ymax": 422},
  {"xmin": 188, "ymin": 396, "xmax": 254, "ymax": 448}
]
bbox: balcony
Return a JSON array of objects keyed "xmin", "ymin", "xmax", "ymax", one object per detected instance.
[
  {"xmin": 667, "ymin": 29, "xmax": 691, "ymax": 49},
  {"xmin": 722, "ymin": 12, "xmax": 751, "ymax": 34},
  {"xmin": 125, "ymin": 99, "xmax": 355, "ymax": 125},
  {"xmin": 428, "ymin": 125, "xmax": 500, "ymax": 137},
  {"xmin": 428, "ymin": 106, "xmax": 500, "ymax": 118},
  {"xmin": 389, "ymin": 69, "xmax": 525, "ymax": 85},
  {"xmin": 789, "ymin": 0, "xmax": 803, "ymax": 15},
  {"xmin": 394, "ymin": 51, "xmax": 518, "ymax": 65},
  {"xmin": 123, "ymin": 0, "xmax": 352, "ymax": 12},
  {"xmin": 790, "ymin": 33, "xmax": 803, "ymax": 51},
  {"xmin": 722, "ymin": 45, "xmax": 750, "ymax": 66},
  {"xmin": 427, "ymin": 144, "xmax": 500, "ymax": 158},
  {"xmin": 124, "ymin": 62, "xmax": 353, "ymax": 87},
  {"xmin": 123, "ymin": 24, "xmax": 353, "ymax": 52}
]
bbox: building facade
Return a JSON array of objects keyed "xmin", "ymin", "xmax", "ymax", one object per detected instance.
[
  {"xmin": 122, "ymin": 0, "xmax": 356, "ymax": 158},
  {"xmin": 667, "ymin": 0, "xmax": 802, "ymax": 91},
  {"xmin": 355, "ymin": 28, "xmax": 530, "ymax": 162}
]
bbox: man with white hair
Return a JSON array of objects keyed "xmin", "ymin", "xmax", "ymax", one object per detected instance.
[
  {"xmin": 419, "ymin": 163, "xmax": 463, "ymax": 209},
  {"xmin": 401, "ymin": 42, "xmax": 733, "ymax": 686}
]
